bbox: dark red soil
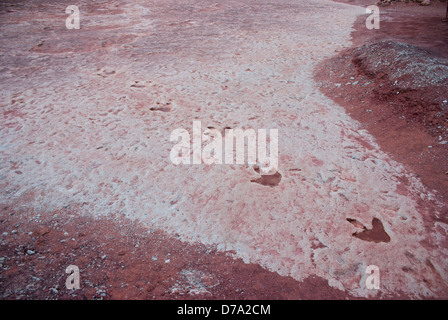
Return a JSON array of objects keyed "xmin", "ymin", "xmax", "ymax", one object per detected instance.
[
  {"xmin": 0, "ymin": 206, "xmax": 357, "ymax": 300},
  {"xmin": 2, "ymin": 0, "xmax": 447, "ymax": 301},
  {"xmin": 316, "ymin": 0, "xmax": 448, "ymax": 214}
]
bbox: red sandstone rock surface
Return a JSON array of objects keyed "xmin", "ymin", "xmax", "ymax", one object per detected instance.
[{"xmin": 1, "ymin": 0, "xmax": 447, "ymax": 299}]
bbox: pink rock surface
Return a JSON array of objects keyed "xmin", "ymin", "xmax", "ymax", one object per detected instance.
[{"xmin": 1, "ymin": 0, "xmax": 447, "ymax": 298}]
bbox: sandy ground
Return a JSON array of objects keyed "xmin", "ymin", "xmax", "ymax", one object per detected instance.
[{"xmin": 1, "ymin": 0, "xmax": 447, "ymax": 299}]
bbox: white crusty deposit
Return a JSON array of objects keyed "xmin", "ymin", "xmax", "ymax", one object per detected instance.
[{"xmin": 0, "ymin": 0, "xmax": 447, "ymax": 298}]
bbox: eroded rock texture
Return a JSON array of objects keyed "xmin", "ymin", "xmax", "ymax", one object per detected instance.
[{"xmin": 1, "ymin": 0, "xmax": 447, "ymax": 298}]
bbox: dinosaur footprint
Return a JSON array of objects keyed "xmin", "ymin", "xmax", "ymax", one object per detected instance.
[{"xmin": 347, "ymin": 217, "xmax": 390, "ymax": 243}]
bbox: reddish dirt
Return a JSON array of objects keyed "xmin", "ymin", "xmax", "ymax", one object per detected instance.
[
  {"xmin": 0, "ymin": 205, "xmax": 360, "ymax": 300},
  {"xmin": 316, "ymin": 1, "xmax": 448, "ymax": 224},
  {"xmin": 1, "ymin": 0, "xmax": 447, "ymax": 301}
]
